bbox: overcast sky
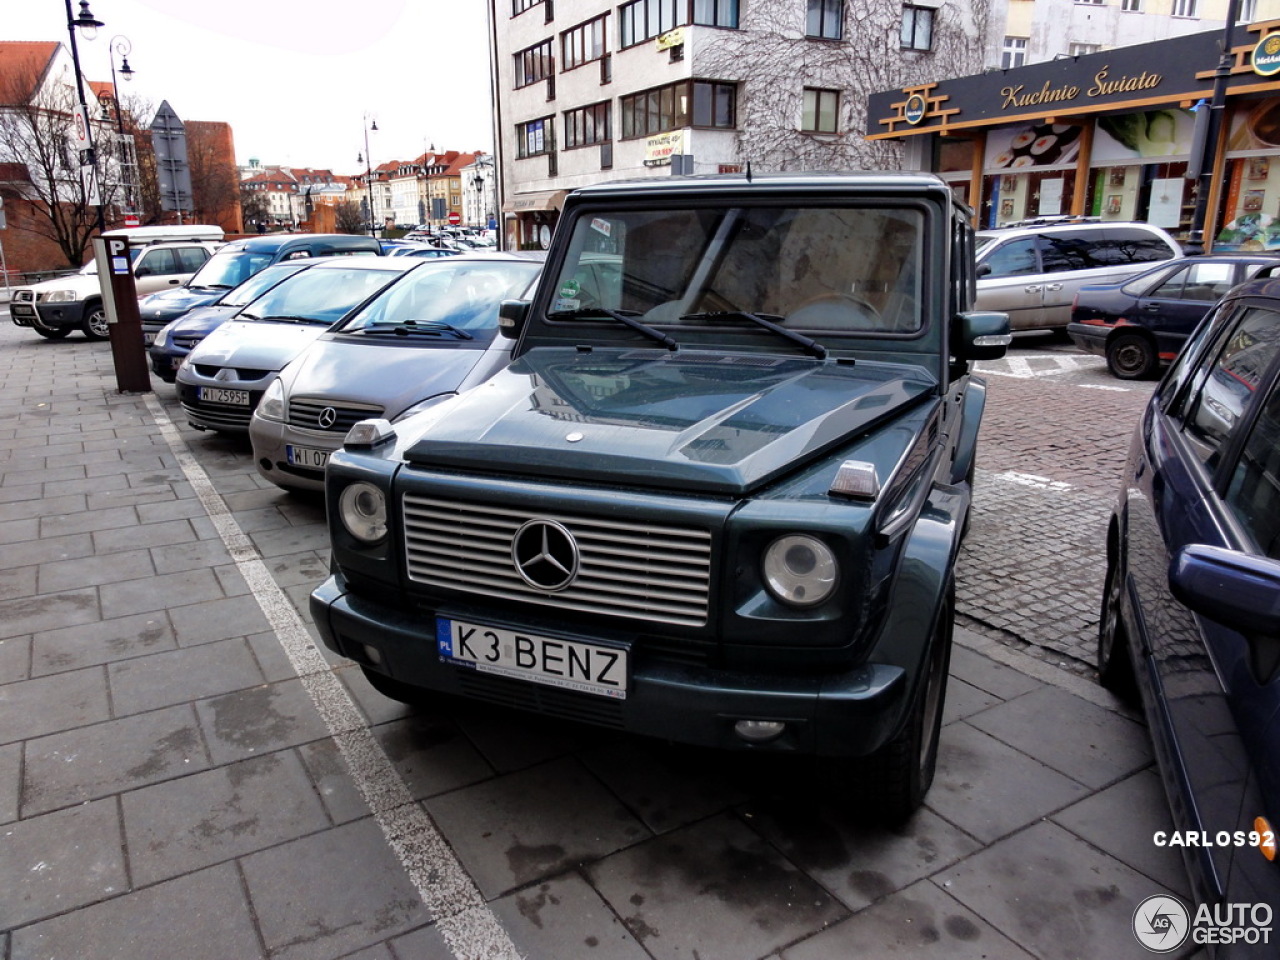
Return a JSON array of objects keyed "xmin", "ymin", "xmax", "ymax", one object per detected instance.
[{"xmin": 10, "ymin": 0, "xmax": 496, "ymax": 175}]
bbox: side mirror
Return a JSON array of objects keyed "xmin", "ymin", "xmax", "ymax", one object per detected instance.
[
  {"xmin": 497, "ymin": 299, "xmax": 530, "ymax": 340},
  {"xmin": 952, "ymin": 311, "xmax": 1011, "ymax": 361},
  {"xmin": 1170, "ymin": 544, "xmax": 1280, "ymax": 683},
  {"xmin": 976, "ymin": 262, "xmax": 993, "ymax": 278}
]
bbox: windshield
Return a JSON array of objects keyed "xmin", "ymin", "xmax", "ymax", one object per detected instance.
[
  {"xmin": 341, "ymin": 259, "xmax": 542, "ymax": 337},
  {"xmin": 238, "ymin": 266, "xmax": 405, "ymax": 325},
  {"xmin": 219, "ymin": 261, "xmax": 313, "ymax": 307},
  {"xmin": 188, "ymin": 249, "xmax": 278, "ymax": 290},
  {"xmin": 550, "ymin": 205, "xmax": 924, "ymax": 336}
]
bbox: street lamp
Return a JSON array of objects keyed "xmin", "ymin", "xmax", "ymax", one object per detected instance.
[
  {"xmin": 108, "ymin": 35, "xmax": 136, "ymax": 216},
  {"xmin": 63, "ymin": 0, "xmax": 105, "ymax": 232},
  {"xmin": 360, "ymin": 115, "xmax": 379, "ymax": 238}
]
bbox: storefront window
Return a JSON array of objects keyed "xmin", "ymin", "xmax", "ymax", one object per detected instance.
[{"xmin": 1217, "ymin": 99, "xmax": 1280, "ymax": 251}]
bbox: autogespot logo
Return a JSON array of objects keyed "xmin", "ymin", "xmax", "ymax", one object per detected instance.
[{"xmin": 1133, "ymin": 895, "xmax": 1190, "ymax": 953}]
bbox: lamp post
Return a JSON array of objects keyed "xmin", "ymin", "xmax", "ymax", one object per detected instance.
[
  {"xmin": 360, "ymin": 115, "xmax": 379, "ymax": 238},
  {"xmin": 107, "ymin": 35, "xmax": 135, "ymax": 217},
  {"xmin": 63, "ymin": 0, "xmax": 105, "ymax": 233},
  {"xmin": 1185, "ymin": 0, "xmax": 1243, "ymax": 255}
]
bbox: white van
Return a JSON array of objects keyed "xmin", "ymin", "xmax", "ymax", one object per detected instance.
[{"xmin": 9, "ymin": 225, "xmax": 226, "ymax": 341}]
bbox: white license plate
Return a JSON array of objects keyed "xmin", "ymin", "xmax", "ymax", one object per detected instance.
[
  {"xmin": 197, "ymin": 386, "xmax": 249, "ymax": 405},
  {"xmin": 437, "ymin": 618, "xmax": 627, "ymax": 699},
  {"xmin": 286, "ymin": 444, "xmax": 330, "ymax": 469}
]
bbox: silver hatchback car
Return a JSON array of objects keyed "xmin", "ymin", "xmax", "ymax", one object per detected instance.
[
  {"xmin": 250, "ymin": 252, "xmax": 545, "ymax": 492},
  {"xmin": 975, "ymin": 218, "xmax": 1182, "ymax": 332}
]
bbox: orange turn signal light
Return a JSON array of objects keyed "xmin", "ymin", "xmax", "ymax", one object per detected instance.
[{"xmin": 1255, "ymin": 817, "xmax": 1276, "ymax": 862}]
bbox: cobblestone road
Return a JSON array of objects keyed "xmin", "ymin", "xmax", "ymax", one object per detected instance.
[{"xmin": 958, "ymin": 344, "xmax": 1158, "ymax": 673}]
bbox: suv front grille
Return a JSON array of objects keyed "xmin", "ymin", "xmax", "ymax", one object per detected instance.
[
  {"xmin": 288, "ymin": 398, "xmax": 383, "ymax": 432},
  {"xmin": 402, "ymin": 495, "xmax": 713, "ymax": 627}
]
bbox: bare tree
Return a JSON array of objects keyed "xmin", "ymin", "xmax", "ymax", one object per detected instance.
[
  {"xmin": 0, "ymin": 73, "xmax": 125, "ymax": 266},
  {"xmin": 186, "ymin": 122, "xmax": 240, "ymax": 228},
  {"xmin": 333, "ymin": 200, "xmax": 366, "ymax": 234},
  {"xmin": 240, "ymin": 183, "xmax": 269, "ymax": 231}
]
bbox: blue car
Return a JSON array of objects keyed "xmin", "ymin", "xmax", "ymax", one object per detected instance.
[
  {"xmin": 147, "ymin": 261, "xmax": 314, "ymax": 383},
  {"xmin": 1100, "ymin": 274, "xmax": 1280, "ymax": 947}
]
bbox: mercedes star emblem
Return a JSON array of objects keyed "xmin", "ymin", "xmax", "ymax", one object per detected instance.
[
  {"xmin": 317, "ymin": 407, "xmax": 339, "ymax": 429},
  {"xmin": 511, "ymin": 519, "xmax": 580, "ymax": 592}
]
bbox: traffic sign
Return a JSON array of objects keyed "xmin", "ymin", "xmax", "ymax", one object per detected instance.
[{"xmin": 447, "ymin": 212, "xmax": 462, "ymax": 225}]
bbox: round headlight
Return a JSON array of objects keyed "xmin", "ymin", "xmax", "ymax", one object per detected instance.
[
  {"xmin": 339, "ymin": 482, "xmax": 387, "ymax": 543},
  {"xmin": 762, "ymin": 535, "xmax": 837, "ymax": 607}
]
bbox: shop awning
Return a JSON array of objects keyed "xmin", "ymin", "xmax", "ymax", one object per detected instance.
[{"xmin": 503, "ymin": 190, "xmax": 568, "ymax": 213}]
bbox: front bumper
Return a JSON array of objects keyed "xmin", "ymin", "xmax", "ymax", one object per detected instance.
[
  {"xmin": 148, "ymin": 346, "xmax": 185, "ymax": 382},
  {"xmin": 1066, "ymin": 322, "xmax": 1109, "ymax": 357},
  {"xmin": 10, "ymin": 300, "xmax": 84, "ymax": 331},
  {"xmin": 310, "ymin": 574, "xmax": 909, "ymax": 757},
  {"xmin": 249, "ymin": 416, "xmax": 333, "ymax": 492}
]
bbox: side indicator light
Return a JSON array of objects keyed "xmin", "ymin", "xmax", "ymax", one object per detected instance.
[{"xmin": 1256, "ymin": 817, "xmax": 1277, "ymax": 862}]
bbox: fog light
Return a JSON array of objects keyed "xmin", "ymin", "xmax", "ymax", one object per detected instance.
[
  {"xmin": 734, "ymin": 719, "xmax": 786, "ymax": 743},
  {"xmin": 362, "ymin": 644, "xmax": 383, "ymax": 666}
]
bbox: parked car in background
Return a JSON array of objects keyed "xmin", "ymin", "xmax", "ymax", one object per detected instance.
[
  {"xmin": 384, "ymin": 243, "xmax": 463, "ymax": 259},
  {"xmin": 1067, "ymin": 254, "xmax": 1280, "ymax": 379},
  {"xmin": 9, "ymin": 225, "xmax": 224, "ymax": 341},
  {"xmin": 140, "ymin": 232, "xmax": 383, "ymax": 343},
  {"xmin": 176, "ymin": 258, "xmax": 413, "ymax": 432},
  {"xmin": 975, "ymin": 217, "xmax": 1181, "ymax": 332},
  {"xmin": 250, "ymin": 252, "xmax": 545, "ymax": 492},
  {"xmin": 1098, "ymin": 275, "xmax": 1280, "ymax": 932},
  {"xmin": 147, "ymin": 261, "xmax": 315, "ymax": 383}
]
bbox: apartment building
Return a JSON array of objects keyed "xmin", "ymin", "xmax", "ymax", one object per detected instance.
[{"xmin": 490, "ymin": 0, "xmax": 989, "ymax": 247}]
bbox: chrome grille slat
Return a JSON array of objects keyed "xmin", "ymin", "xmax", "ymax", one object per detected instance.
[{"xmin": 402, "ymin": 494, "xmax": 712, "ymax": 627}]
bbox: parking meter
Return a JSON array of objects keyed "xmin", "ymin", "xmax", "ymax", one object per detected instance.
[{"xmin": 92, "ymin": 236, "xmax": 151, "ymax": 393}]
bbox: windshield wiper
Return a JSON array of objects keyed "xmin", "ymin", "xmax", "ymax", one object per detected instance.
[
  {"xmin": 547, "ymin": 307, "xmax": 678, "ymax": 351},
  {"xmin": 354, "ymin": 320, "xmax": 473, "ymax": 340},
  {"xmin": 680, "ymin": 311, "xmax": 828, "ymax": 360},
  {"xmin": 258, "ymin": 315, "xmax": 327, "ymax": 324}
]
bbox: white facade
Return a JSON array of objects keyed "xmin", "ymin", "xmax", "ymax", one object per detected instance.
[{"xmin": 492, "ymin": 0, "xmax": 989, "ymax": 238}]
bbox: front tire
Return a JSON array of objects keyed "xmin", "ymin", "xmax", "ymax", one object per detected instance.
[
  {"xmin": 1106, "ymin": 333, "xmax": 1158, "ymax": 380},
  {"xmin": 81, "ymin": 302, "xmax": 110, "ymax": 341},
  {"xmin": 851, "ymin": 585, "xmax": 953, "ymax": 824},
  {"xmin": 1098, "ymin": 553, "xmax": 1138, "ymax": 700}
]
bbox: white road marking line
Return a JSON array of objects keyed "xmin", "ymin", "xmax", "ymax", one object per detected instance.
[
  {"xmin": 145, "ymin": 395, "xmax": 522, "ymax": 960},
  {"xmin": 993, "ymin": 471, "xmax": 1073, "ymax": 490}
]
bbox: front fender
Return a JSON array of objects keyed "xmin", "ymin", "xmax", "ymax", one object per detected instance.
[{"xmin": 950, "ymin": 376, "xmax": 988, "ymax": 486}]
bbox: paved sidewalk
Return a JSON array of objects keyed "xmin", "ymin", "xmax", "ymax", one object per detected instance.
[{"xmin": 0, "ymin": 320, "xmax": 1197, "ymax": 960}]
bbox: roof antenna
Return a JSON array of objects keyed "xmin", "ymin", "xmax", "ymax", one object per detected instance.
[{"xmin": 745, "ymin": 161, "xmax": 752, "ymax": 182}]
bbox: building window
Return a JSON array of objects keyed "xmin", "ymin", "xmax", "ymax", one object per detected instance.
[
  {"xmin": 806, "ymin": 0, "xmax": 842, "ymax": 40},
  {"xmin": 1171, "ymin": 0, "xmax": 1197, "ymax": 16},
  {"xmin": 1239, "ymin": 0, "xmax": 1256, "ymax": 19},
  {"xmin": 802, "ymin": 88, "xmax": 839, "ymax": 134},
  {"xmin": 1069, "ymin": 42, "xmax": 1101, "ymax": 56},
  {"xmin": 619, "ymin": 0, "xmax": 682, "ymax": 48},
  {"xmin": 562, "ymin": 14, "xmax": 607, "ymax": 71},
  {"xmin": 1001, "ymin": 36, "xmax": 1027, "ymax": 68},
  {"xmin": 693, "ymin": 0, "xmax": 738, "ymax": 28},
  {"xmin": 901, "ymin": 5, "xmax": 933, "ymax": 50},
  {"xmin": 512, "ymin": 0, "xmax": 545, "ymax": 15},
  {"xmin": 1121, "ymin": 0, "xmax": 1142, "ymax": 11},
  {"xmin": 564, "ymin": 101, "xmax": 611, "ymax": 148},
  {"xmin": 1075, "ymin": 0, "xmax": 1103, "ymax": 4},
  {"xmin": 620, "ymin": 79, "xmax": 736, "ymax": 138},
  {"xmin": 515, "ymin": 40, "xmax": 554, "ymax": 89},
  {"xmin": 517, "ymin": 117, "xmax": 554, "ymax": 158}
]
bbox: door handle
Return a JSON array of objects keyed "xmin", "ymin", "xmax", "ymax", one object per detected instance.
[
  {"xmin": 1044, "ymin": 283, "xmax": 1064, "ymax": 292},
  {"xmin": 1024, "ymin": 285, "xmax": 1042, "ymax": 293}
]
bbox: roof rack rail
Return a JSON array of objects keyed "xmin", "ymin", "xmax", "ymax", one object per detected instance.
[{"xmin": 1005, "ymin": 215, "xmax": 1102, "ymax": 228}]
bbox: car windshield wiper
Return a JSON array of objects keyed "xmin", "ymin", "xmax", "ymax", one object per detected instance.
[
  {"xmin": 352, "ymin": 320, "xmax": 473, "ymax": 340},
  {"xmin": 547, "ymin": 307, "xmax": 678, "ymax": 351},
  {"xmin": 258, "ymin": 315, "xmax": 329, "ymax": 324},
  {"xmin": 680, "ymin": 311, "xmax": 828, "ymax": 360}
]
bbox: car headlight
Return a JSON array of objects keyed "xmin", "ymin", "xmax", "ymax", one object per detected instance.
[
  {"xmin": 339, "ymin": 482, "xmax": 387, "ymax": 543},
  {"xmin": 762, "ymin": 535, "xmax": 838, "ymax": 607},
  {"xmin": 257, "ymin": 379, "xmax": 286, "ymax": 421},
  {"xmin": 44, "ymin": 289, "xmax": 81, "ymax": 303}
]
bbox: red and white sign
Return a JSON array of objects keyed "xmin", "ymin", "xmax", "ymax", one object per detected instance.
[
  {"xmin": 447, "ymin": 212, "xmax": 462, "ymax": 225},
  {"xmin": 124, "ymin": 214, "xmax": 140, "ymax": 227}
]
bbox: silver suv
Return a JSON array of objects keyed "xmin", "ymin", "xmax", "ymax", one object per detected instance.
[{"xmin": 975, "ymin": 218, "xmax": 1181, "ymax": 332}]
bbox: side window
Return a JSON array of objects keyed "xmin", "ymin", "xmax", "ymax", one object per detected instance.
[
  {"xmin": 1148, "ymin": 264, "xmax": 1191, "ymax": 300},
  {"xmin": 1224, "ymin": 375, "xmax": 1280, "ymax": 559},
  {"xmin": 175, "ymin": 247, "xmax": 210, "ymax": 273},
  {"xmin": 135, "ymin": 248, "xmax": 177, "ymax": 277},
  {"xmin": 982, "ymin": 237, "xmax": 1039, "ymax": 278},
  {"xmin": 1160, "ymin": 302, "xmax": 1236, "ymax": 414},
  {"xmin": 1178, "ymin": 262, "xmax": 1235, "ymax": 302},
  {"xmin": 1183, "ymin": 306, "xmax": 1280, "ymax": 464},
  {"xmin": 1102, "ymin": 228, "xmax": 1176, "ymax": 265},
  {"xmin": 1039, "ymin": 232, "xmax": 1097, "ymax": 272}
]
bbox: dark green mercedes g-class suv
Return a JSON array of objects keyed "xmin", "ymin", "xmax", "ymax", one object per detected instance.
[{"xmin": 310, "ymin": 172, "xmax": 1010, "ymax": 820}]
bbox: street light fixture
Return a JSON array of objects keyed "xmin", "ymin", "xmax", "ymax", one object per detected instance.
[
  {"xmin": 361, "ymin": 115, "xmax": 379, "ymax": 239},
  {"xmin": 63, "ymin": 0, "xmax": 105, "ymax": 232},
  {"xmin": 108, "ymin": 35, "xmax": 136, "ymax": 216}
]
